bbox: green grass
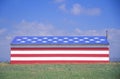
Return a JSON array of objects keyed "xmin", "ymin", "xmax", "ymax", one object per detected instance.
[{"xmin": 0, "ymin": 63, "xmax": 120, "ymax": 79}]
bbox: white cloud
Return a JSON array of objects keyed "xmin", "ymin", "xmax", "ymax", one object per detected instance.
[
  {"xmin": 0, "ymin": 21, "xmax": 58, "ymax": 45},
  {"xmin": 0, "ymin": 28, "xmax": 7, "ymax": 35},
  {"xmin": 85, "ymin": 8, "xmax": 101, "ymax": 15},
  {"xmin": 9, "ymin": 20, "xmax": 68, "ymax": 37},
  {"xmin": 59, "ymin": 4, "xmax": 67, "ymax": 12},
  {"xmin": 74, "ymin": 28, "xmax": 105, "ymax": 36},
  {"xmin": 71, "ymin": 3, "xmax": 83, "ymax": 15},
  {"xmin": 58, "ymin": 3, "xmax": 101, "ymax": 16},
  {"xmin": 54, "ymin": 0, "xmax": 65, "ymax": 3},
  {"xmin": 13, "ymin": 21, "xmax": 54, "ymax": 35},
  {"xmin": 71, "ymin": 3, "xmax": 101, "ymax": 16}
]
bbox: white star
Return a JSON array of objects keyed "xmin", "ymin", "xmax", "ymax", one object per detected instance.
[
  {"xmin": 38, "ymin": 39, "xmax": 42, "ymax": 41},
  {"xmin": 90, "ymin": 39, "xmax": 94, "ymax": 41},
  {"xmin": 20, "ymin": 41, "xmax": 26, "ymax": 43},
  {"xmin": 69, "ymin": 39, "xmax": 73, "ymax": 41},
  {"xmin": 58, "ymin": 39, "xmax": 63, "ymax": 41},
  {"xmin": 53, "ymin": 41, "xmax": 57, "ymax": 43},
  {"xmin": 27, "ymin": 39, "xmax": 32, "ymax": 41},
  {"xmin": 100, "ymin": 39, "xmax": 105, "ymax": 41},
  {"xmin": 84, "ymin": 37, "xmax": 88, "ymax": 39},
  {"xmin": 42, "ymin": 41, "xmax": 47, "ymax": 43},
  {"xmin": 48, "ymin": 39, "xmax": 52, "ymax": 41},
  {"xmin": 96, "ymin": 41, "xmax": 101, "ymax": 43},
  {"xmin": 43, "ymin": 37, "xmax": 48, "ymax": 39},
  {"xmin": 64, "ymin": 41, "xmax": 68, "ymax": 43},
  {"xmin": 31, "ymin": 41, "xmax": 36, "ymax": 43},
  {"xmin": 53, "ymin": 37, "xmax": 58, "ymax": 39},
  {"xmin": 64, "ymin": 37, "xmax": 68, "ymax": 39},
  {"xmin": 94, "ymin": 37, "xmax": 99, "ymax": 39},
  {"xmin": 85, "ymin": 41, "xmax": 90, "ymax": 43},
  {"xmin": 74, "ymin": 41, "xmax": 79, "ymax": 43},
  {"xmin": 23, "ymin": 37, "xmax": 27, "ymax": 39},
  {"xmin": 33, "ymin": 37, "xmax": 38, "ymax": 39},
  {"xmin": 79, "ymin": 39, "xmax": 84, "ymax": 41},
  {"xmin": 74, "ymin": 37, "xmax": 78, "ymax": 39},
  {"xmin": 17, "ymin": 39, "xmax": 21, "ymax": 41}
]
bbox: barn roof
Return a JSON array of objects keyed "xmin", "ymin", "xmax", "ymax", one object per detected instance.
[{"xmin": 11, "ymin": 36, "xmax": 109, "ymax": 45}]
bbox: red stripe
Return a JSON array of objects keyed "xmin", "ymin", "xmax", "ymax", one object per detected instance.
[
  {"xmin": 11, "ymin": 54, "xmax": 109, "ymax": 57},
  {"xmin": 10, "ymin": 60, "xmax": 109, "ymax": 64},
  {"xmin": 11, "ymin": 48, "xmax": 109, "ymax": 51}
]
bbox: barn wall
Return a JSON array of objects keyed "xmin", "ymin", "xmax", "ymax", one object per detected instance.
[{"xmin": 10, "ymin": 47, "xmax": 109, "ymax": 64}]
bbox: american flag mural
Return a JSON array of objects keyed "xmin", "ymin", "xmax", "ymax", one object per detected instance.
[{"xmin": 10, "ymin": 36, "xmax": 109, "ymax": 64}]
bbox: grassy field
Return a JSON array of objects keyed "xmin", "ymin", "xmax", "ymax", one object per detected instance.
[{"xmin": 0, "ymin": 63, "xmax": 120, "ymax": 79}]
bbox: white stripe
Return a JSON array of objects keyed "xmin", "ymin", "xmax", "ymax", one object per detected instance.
[
  {"xmin": 11, "ymin": 50, "xmax": 109, "ymax": 54},
  {"xmin": 11, "ymin": 57, "xmax": 109, "ymax": 61}
]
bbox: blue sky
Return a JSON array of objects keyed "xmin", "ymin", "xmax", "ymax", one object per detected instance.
[{"xmin": 0, "ymin": 0, "xmax": 120, "ymax": 61}]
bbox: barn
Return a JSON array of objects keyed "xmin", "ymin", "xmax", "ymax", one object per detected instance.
[{"xmin": 10, "ymin": 36, "xmax": 109, "ymax": 64}]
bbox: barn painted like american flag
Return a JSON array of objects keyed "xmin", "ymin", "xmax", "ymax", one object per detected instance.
[{"xmin": 10, "ymin": 36, "xmax": 109, "ymax": 64}]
